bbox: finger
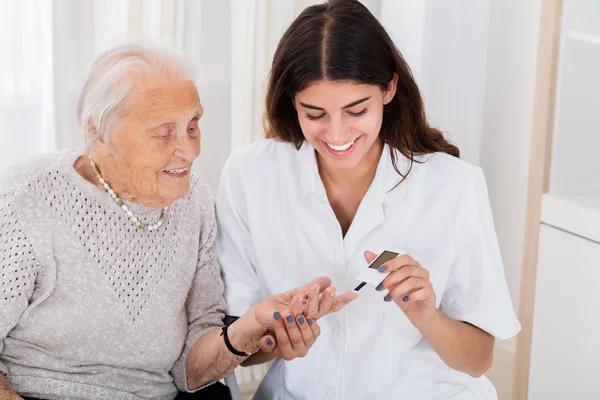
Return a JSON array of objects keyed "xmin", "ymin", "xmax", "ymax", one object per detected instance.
[
  {"xmin": 260, "ymin": 334, "xmax": 277, "ymax": 353},
  {"xmin": 290, "ymin": 294, "xmax": 305, "ymax": 316},
  {"xmin": 302, "ymin": 277, "xmax": 331, "ymax": 294},
  {"xmin": 296, "ymin": 315, "xmax": 315, "ymax": 347},
  {"xmin": 363, "ymin": 250, "xmax": 378, "ymax": 264},
  {"xmin": 402, "ymin": 286, "xmax": 434, "ymax": 304},
  {"xmin": 383, "ymin": 277, "xmax": 427, "ymax": 303},
  {"xmin": 283, "ymin": 277, "xmax": 331, "ymax": 304},
  {"xmin": 305, "ymin": 284, "xmax": 321, "ymax": 319},
  {"xmin": 284, "ymin": 313, "xmax": 305, "ymax": 350},
  {"xmin": 307, "ymin": 318, "xmax": 321, "ymax": 338},
  {"xmin": 376, "ymin": 265, "xmax": 430, "ymax": 292},
  {"xmin": 316, "ymin": 287, "xmax": 336, "ymax": 318},
  {"xmin": 272, "ymin": 312, "xmax": 292, "ymax": 352},
  {"xmin": 378, "ymin": 254, "xmax": 419, "ymax": 274},
  {"xmin": 329, "ymin": 291, "xmax": 358, "ymax": 313}
]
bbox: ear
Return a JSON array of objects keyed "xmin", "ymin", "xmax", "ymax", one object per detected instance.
[
  {"xmin": 88, "ymin": 122, "xmax": 109, "ymax": 157},
  {"xmin": 383, "ymin": 73, "xmax": 398, "ymax": 105},
  {"xmin": 87, "ymin": 120, "xmax": 104, "ymax": 144}
]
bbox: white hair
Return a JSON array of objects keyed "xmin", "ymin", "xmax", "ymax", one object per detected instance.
[{"xmin": 77, "ymin": 42, "xmax": 196, "ymax": 154}]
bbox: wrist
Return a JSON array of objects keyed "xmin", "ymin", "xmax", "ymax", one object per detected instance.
[
  {"xmin": 417, "ymin": 308, "xmax": 442, "ymax": 336},
  {"xmin": 226, "ymin": 307, "xmax": 265, "ymax": 355},
  {"xmin": 0, "ymin": 373, "xmax": 8, "ymax": 389}
]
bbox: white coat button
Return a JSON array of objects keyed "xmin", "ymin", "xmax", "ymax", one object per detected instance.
[
  {"xmin": 327, "ymin": 389, "xmax": 337, "ymax": 399},
  {"xmin": 333, "ymin": 328, "xmax": 344, "ymax": 341}
]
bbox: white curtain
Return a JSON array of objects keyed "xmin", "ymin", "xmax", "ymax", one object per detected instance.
[
  {"xmin": 0, "ymin": 0, "xmax": 232, "ymax": 191},
  {"xmin": 0, "ymin": 0, "xmax": 55, "ymax": 172}
]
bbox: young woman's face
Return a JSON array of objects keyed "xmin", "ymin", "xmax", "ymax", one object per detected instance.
[{"xmin": 294, "ymin": 78, "xmax": 396, "ymax": 171}]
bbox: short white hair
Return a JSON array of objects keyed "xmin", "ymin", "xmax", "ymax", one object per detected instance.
[{"xmin": 77, "ymin": 42, "xmax": 196, "ymax": 154}]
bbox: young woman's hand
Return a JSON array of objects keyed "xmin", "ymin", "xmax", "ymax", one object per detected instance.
[
  {"xmin": 365, "ymin": 251, "xmax": 437, "ymax": 329},
  {"xmin": 257, "ymin": 313, "xmax": 321, "ymax": 361}
]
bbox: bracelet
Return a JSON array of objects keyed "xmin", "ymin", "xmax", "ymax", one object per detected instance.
[{"xmin": 220, "ymin": 323, "xmax": 252, "ymax": 357}]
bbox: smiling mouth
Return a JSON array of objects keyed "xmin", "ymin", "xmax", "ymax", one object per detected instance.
[
  {"xmin": 325, "ymin": 138, "xmax": 358, "ymax": 152},
  {"xmin": 162, "ymin": 167, "xmax": 189, "ymax": 174},
  {"xmin": 162, "ymin": 167, "xmax": 190, "ymax": 178}
]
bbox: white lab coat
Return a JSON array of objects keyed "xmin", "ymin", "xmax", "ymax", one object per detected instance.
[{"xmin": 216, "ymin": 139, "xmax": 520, "ymax": 400}]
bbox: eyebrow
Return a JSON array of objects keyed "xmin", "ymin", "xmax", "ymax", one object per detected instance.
[
  {"xmin": 299, "ymin": 96, "xmax": 371, "ymax": 111},
  {"xmin": 148, "ymin": 110, "xmax": 202, "ymax": 129}
]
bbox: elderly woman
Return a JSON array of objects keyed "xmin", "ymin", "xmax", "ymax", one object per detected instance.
[{"xmin": 0, "ymin": 44, "xmax": 355, "ymax": 400}]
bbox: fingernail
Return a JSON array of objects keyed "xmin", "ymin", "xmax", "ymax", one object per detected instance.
[
  {"xmin": 298, "ymin": 316, "xmax": 305, "ymax": 324},
  {"xmin": 273, "ymin": 312, "xmax": 281, "ymax": 320},
  {"xmin": 330, "ymin": 290, "xmax": 336, "ymax": 297},
  {"xmin": 378, "ymin": 265, "xmax": 388, "ymax": 273},
  {"xmin": 308, "ymin": 319, "xmax": 314, "ymax": 326},
  {"xmin": 384, "ymin": 294, "xmax": 392, "ymax": 302},
  {"xmin": 286, "ymin": 314, "xmax": 294, "ymax": 323},
  {"xmin": 375, "ymin": 283, "xmax": 383, "ymax": 291},
  {"xmin": 266, "ymin": 337, "xmax": 273, "ymax": 345},
  {"xmin": 402, "ymin": 296, "xmax": 409, "ymax": 302}
]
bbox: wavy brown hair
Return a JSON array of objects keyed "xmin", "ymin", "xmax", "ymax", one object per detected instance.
[{"xmin": 264, "ymin": 0, "xmax": 459, "ymax": 181}]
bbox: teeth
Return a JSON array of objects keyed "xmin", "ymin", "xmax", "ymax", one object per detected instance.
[
  {"xmin": 327, "ymin": 139, "xmax": 356, "ymax": 151},
  {"xmin": 163, "ymin": 167, "xmax": 188, "ymax": 174}
]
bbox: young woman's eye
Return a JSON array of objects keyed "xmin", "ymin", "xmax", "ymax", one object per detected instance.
[
  {"xmin": 306, "ymin": 113, "xmax": 326, "ymax": 121},
  {"xmin": 348, "ymin": 108, "xmax": 367, "ymax": 117}
]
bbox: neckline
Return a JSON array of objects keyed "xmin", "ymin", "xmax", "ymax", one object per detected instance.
[{"xmin": 58, "ymin": 147, "xmax": 165, "ymax": 215}]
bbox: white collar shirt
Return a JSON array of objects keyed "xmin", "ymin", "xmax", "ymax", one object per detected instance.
[{"xmin": 216, "ymin": 139, "xmax": 521, "ymax": 400}]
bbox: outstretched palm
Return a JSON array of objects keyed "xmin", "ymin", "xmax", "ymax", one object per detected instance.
[{"xmin": 251, "ymin": 276, "xmax": 356, "ymax": 331}]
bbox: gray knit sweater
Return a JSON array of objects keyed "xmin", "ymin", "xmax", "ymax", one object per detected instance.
[{"xmin": 0, "ymin": 148, "xmax": 226, "ymax": 400}]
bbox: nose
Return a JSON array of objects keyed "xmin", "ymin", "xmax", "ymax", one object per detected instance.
[
  {"xmin": 173, "ymin": 127, "xmax": 201, "ymax": 162},
  {"xmin": 327, "ymin": 115, "xmax": 347, "ymax": 143}
]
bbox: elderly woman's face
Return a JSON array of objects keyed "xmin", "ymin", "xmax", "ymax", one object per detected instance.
[{"xmin": 95, "ymin": 77, "xmax": 202, "ymax": 207}]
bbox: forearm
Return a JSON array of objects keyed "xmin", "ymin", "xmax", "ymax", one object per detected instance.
[
  {"xmin": 186, "ymin": 311, "xmax": 264, "ymax": 390},
  {"xmin": 419, "ymin": 310, "xmax": 494, "ymax": 377}
]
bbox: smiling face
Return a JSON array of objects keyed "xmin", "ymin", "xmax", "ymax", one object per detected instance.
[
  {"xmin": 91, "ymin": 76, "xmax": 203, "ymax": 207},
  {"xmin": 293, "ymin": 79, "xmax": 396, "ymax": 173}
]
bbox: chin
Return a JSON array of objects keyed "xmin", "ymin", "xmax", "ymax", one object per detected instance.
[
  {"xmin": 317, "ymin": 149, "xmax": 366, "ymax": 171},
  {"xmin": 161, "ymin": 186, "xmax": 190, "ymax": 205}
]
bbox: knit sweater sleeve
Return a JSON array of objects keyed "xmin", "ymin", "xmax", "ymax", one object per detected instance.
[
  {"xmin": 0, "ymin": 191, "xmax": 40, "ymax": 376},
  {"xmin": 170, "ymin": 182, "xmax": 227, "ymax": 392}
]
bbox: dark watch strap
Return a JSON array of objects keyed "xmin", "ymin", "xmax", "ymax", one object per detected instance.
[{"xmin": 220, "ymin": 323, "xmax": 250, "ymax": 357}]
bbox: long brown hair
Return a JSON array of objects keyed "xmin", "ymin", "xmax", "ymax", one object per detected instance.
[{"xmin": 264, "ymin": 0, "xmax": 459, "ymax": 181}]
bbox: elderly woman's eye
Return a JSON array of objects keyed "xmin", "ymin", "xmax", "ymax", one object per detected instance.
[
  {"xmin": 188, "ymin": 118, "xmax": 199, "ymax": 134},
  {"xmin": 155, "ymin": 124, "xmax": 172, "ymax": 139}
]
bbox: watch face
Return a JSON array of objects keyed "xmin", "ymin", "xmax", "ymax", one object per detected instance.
[{"xmin": 368, "ymin": 251, "xmax": 399, "ymax": 270}]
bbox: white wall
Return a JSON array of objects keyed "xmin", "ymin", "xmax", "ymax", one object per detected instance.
[
  {"xmin": 480, "ymin": 0, "xmax": 542, "ymax": 312},
  {"xmin": 380, "ymin": 0, "xmax": 492, "ymax": 166},
  {"xmin": 185, "ymin": 0, "xmax": 232, "ymax": 192},
  {"xmin": 380, "ymin": 0, "xmax": 544, "ymax": 316}
]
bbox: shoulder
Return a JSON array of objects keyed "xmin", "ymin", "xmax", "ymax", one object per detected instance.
[
  {"xmin": 224, "ymin": 139, "xmax": 297, "ymax": 175},
  {"xmin": 0, "ymin": 150, "xmax": 68, "ymax": 202},
  {"xmin": 188, "ymin": 174, "xmax": 216, "ymax": 217},
  {"xmin": 412, "ymin": 152, "xmax": 484, "ymax": 192}
]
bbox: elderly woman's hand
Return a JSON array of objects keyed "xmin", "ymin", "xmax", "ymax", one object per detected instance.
[
  {"xmin": 249, "ymin": 276, "xmax": 357, "ymax": 332},
  {"xmin": 0, "ymin": 389, "xmax": 23, "ymax": 400},
  {"xmin": 0, "ymin": 375, "xmax": 24, "ymax": 400}
]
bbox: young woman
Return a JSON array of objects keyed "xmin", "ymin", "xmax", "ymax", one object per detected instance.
[{"xmin": 216, "ymin": 1, "xmax": 520, "ymax": 398}]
